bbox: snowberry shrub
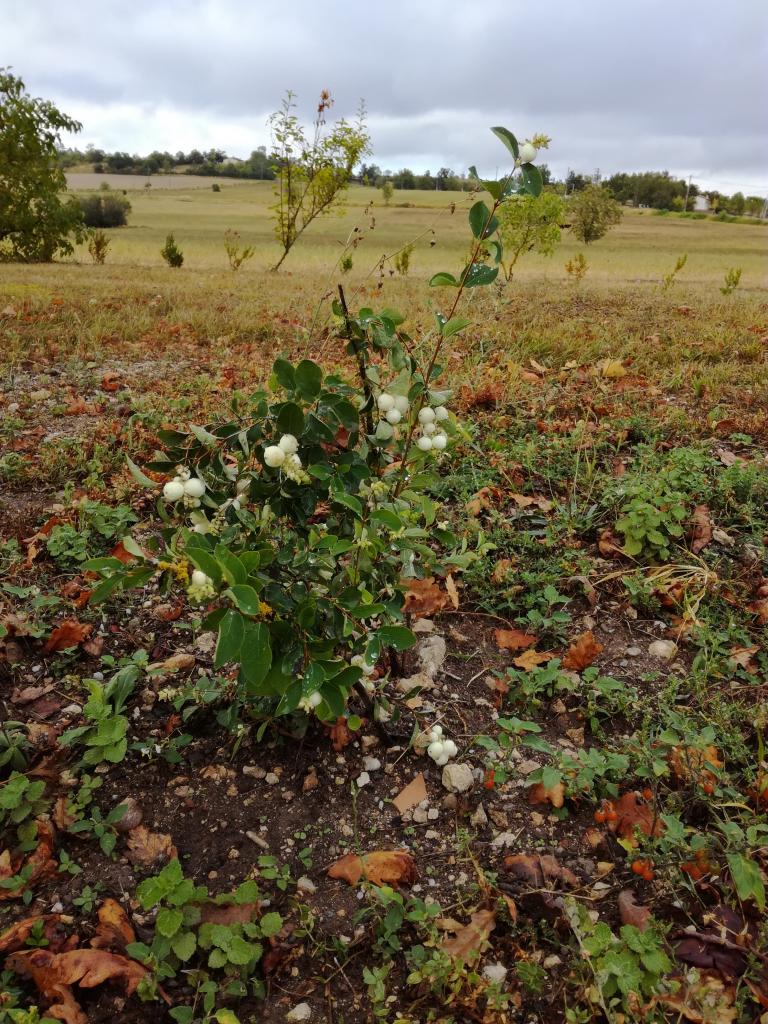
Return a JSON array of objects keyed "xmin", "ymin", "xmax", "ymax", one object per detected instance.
[{"xmin": 88, "ymin": 127, "xmax": 545, "ymax": 730}]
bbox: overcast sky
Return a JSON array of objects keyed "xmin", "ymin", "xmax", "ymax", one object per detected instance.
[{"xmin": 6, "ymin": 0, "xmax": 768, "ymax": 194}]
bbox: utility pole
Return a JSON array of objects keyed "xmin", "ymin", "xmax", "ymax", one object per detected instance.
[{"xmin": 683, "ymin": 174, "xmax": 692, "ymax": 212}]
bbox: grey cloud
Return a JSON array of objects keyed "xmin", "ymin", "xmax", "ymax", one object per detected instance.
[{"xmin": 6, "ymin": 0, "xmax": 768, "ymax": 192}]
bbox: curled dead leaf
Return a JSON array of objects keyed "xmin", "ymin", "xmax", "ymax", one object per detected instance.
[
  {"xmin": 43, "ymin": 620, "xmax": 92, "ymax": 655},
  {"xmin": 527, "ymin": 780, "xmax": 565, "ymax": 809},
  {"xmin": 690, "ymin": 504, "xmax": 713, "ymax": 554},
  {"xmin": 494, "ymin": 627, "xmax": 538, "ymax": 652},
  {"xmin": 402, "ymin": 577, "xmax": 451, "ymax": 617},
  {"xmin": 513, "ymin": 648, "xmax": 557, "ymax": 671},
  {"xmin": 90, "ymin": 899, "xmax": 135, "ymax": 950},
  {"xmin": 504, "ymin": 853, "xmax": 579, "ymax": 889},
  {"xmin": 618, "ymin": 889, "xmax": 651, "ymax": 931},
  {"xmin": 328, "ymin": 850, "xmax": 417, "ymax": 888},
  {"xmin": 0, "ymin": 914, "xmax": 73, "ymax": 954},
  {"xmin": 562, "ymin": 630, "xmax": 603, "ymax": 671}
]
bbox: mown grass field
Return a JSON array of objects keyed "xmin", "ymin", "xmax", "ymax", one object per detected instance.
[{"xmin": 1, "ymin": 175, "xmax": 767, "ymax": 1023}]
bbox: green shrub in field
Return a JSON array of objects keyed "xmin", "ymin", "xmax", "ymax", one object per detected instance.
[
  {"xmin": 86, "ymin": 126, "xmax": 547, "ymax": 734},
  {"xmin": 497, "ymin": 190, "xmax": 564, "ymax": 278},
  {"xmin": 78, "ymin": 192, "xmax": 131, "ymax": 228},
  {"xmin": 161, "ymin": 233, "xmax": 184, "ymax": 267}
]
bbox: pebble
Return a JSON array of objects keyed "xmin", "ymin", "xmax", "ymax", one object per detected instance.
[
  {"xmin": 470, "ymin": 803, "xmax": 488, "ymax": 827},
  {"xmin": 648, "ymin": 639, "xmax": 678, "ymax": 660},
  {"xmin": 625, "ymin": 646, "xmax": 641, "ymax": 657},
  {"xmin": 483, "ymin": 963, "xmax": 507, "ymax": 985},
  {"xmin": 363, "ymin": 756, "xmax": 381, "ymax": 772},
  {"xmin": 441, "ymin": 763, "xmax": 474, "ymax": 794},
  {"xmin": 296, "ymin": 876, "xmax": 317, "ymax": 895},
  {"xmin": 356, "ymin": 772, "xmax": 371, "ymax": 788},
  {"xmin": 243, "ymin": 765, "xmax": 267, "ymax": 779},
  {"xmin": 413, "ymin": 807, "xmax": 428, "ymax": 824},
  {"xmin": 285, "ymin": 1003, "xmax": 311, "ymax": 1022},
  {"xmin": 265, "ymin": 772, "xmax": 280, "ymax": 785},
  {"xmin": 245, "ymin": 831, "xmax": 269, "ymax": 850}
]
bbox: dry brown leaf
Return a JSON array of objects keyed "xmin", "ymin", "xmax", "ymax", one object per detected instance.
[
  {"xmin": 0, "ymin": 914, "xmax": 73, "ymax": 954},
  {"xmin": 494, "ymin": 628, "xmax": 538, "ymax": 652},
  {"xmin": 504, "ymin": 853, "xmax": 579, "ymax": 889},
  {"xmin": 618, "ymin": 889, "xmax": 651, "ymax": 931},
  {"xmin": 101, "ymin": 372, "xmax": 122, "ymax": 392},
  {"xmin": 90, "ymin": 899, "xmax": 135, "ymax": 950},
  {"xmin": 527, "ymin": 780, "xmax": 565, "ymax": 809},
  {"xmin": 491, "ymin": 558, "xmax": 515, "ymax": 583},
  {"xmin": 6, "ymin": 947, "xmax": 152, "ymax": 1024},
  {"xmin": 653, "ymin": 975, "xmax": 738, "ymax": 1024},
  {"xmin": 43, "ymin": 620, "xmax": 93, "ymax": 654},
  {"xmin": 510, "ymin": 492, "xmax": 553, "ymax": 512},
  {"xmin": 328, "ymin": 850, "xmax": 417, "ymax": 887},
  {"xmin": 392, "ymin": 773, "xmax": 427, "ymax": 814},
  {"xmin": 668, "ymin": 745, "xmax": 723, "ymax": 783},
  {"xmin": 466, "ymin": 486, "xmax": 503, "ymax": 517},
  {"xmin": 200, "ymin": 901, "xmax": 260, "ymax": 925},
  {"xmin": 729, "ymin": 645, "xmax": 759, "ymax": 672},
  {"xmin": 153, "ymin": 652, "xmax": 196, "ymax": 674},
  {"xmin": 444, "ymin": 573, "xmax": 460, "ymax": 610},
  {"xmin": 690, "ymin": 504, "xmax": 714, "ymax": 554},
  {"xmin": 124, "ymin": 825, "xmax": 177, "ymax": 867},
  {"xmin": 513, "ymin": 649, "xmax": 557, "ymax": 670},
  {"xmin": 402, "ymin": 577, "xmax": 451, "ymax": 617},
  {"xmin": 605, "ymin": 792, "xmax": 664, "ymax": 846},
  {"xmin": 598, "ymin": 528, "xmax": 624, "ymax": 559},
  {"xmin": 109, "ymin": 540, "xmax": 137, "ymax": 564},
  {"xmin": 441, "ymin": 908, "xmax": 496, "ymax": 962},
  {"xmin": 328, "ymin": 717, "xmax": 353, "ymax": 752},
  {"xmin": 562, "ymin": 630, "xmax": 604, "ymax": 671}
]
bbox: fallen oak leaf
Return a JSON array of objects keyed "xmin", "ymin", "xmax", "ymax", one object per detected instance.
[
  {"xmin": 605, "ymin": 792, "xmax": 664, "ymax": 847},
  {"xmin": 441, "ymin": 908, "xmax": 496, "ymax": 962},
  {"xmin": 124, "ymin": 825, "xmax": 177, "ymax": 867},
  {"xmin": 494, "ymin": 627, "xmax": 538, "ymax": 652},
  {"xmin": 6, "ymin": 947, "xmax": 158, "ymax": 1024},
  {"xmin": 90, "ymin": 899, "xmax": 135, "ymax": 950},
  {"xmin": 562, "ymin": 630, "xmax": 603, "ymax": 671},
  {"xmin": 200, "ymin": 901, "xmax": 261, "ymax": 925},
  {"xmin": 43, "ymin": 620, "xmax": 93, "ymax": 654},
  {"xmin": 328, "ymin": 850, "xmax": 417, "ymax": 888},
  {"xmin": 0, "ymin": 914, "xmax": 74, "ymax": 954},
  {"xmin": 101, "ymin": 372, "xmax": 122, "ymax": 392},
  {"xmin": 503, "ymin": 853, "xmax": 579, "ymax": 889},
  {"xmin": 513, "ymin": 649, "xmax": 557, "ymax": 670},
  {"xmin": 618, "ymin": 889, "xmax": 651, "ymax": 931},
  {"xmin": 402, "ymin": 577, "xmax": 451, "ymax": 617},
  {"xmin": 527, "ymin": 780, "xmax": 565, "ymax": 809}
]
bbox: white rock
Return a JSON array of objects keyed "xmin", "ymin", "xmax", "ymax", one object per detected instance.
[
  {"xmin": 470, "ymin": 803, "xmax": 488, "ymax": 827},
  {"xmin": 483, "ymin": 963, "xmax": 508, "ymax": 985},
  {"xmin": 441, "ymin": 763, "xmax": 474, "ymax": 794},
  {"xmin": 356, "ymin": 772, "xmax": 371, "ymax": 788},
  {"xmin": 363, "ymin": 757, "xmax": 381, "ymax": 772},
  {"xmin": 286, "ymin": 1003, "xmax": 311, "ymax": 1022},
  {"xmin": 296, "ymin": 876, "xmax": 317, "ymax": 894},
  {"xmin": 417, "ymin": 635, "xmax": 447, "ymax": 678},
  {"xmin": 648, "ymin": 639, "xmax": 678, "ymax": 660},
  {"xmin": 265, "ymin": 772, "xmax": 280, "ymax": 785}
]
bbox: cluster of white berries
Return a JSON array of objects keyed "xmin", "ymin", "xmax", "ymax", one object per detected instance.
[
  {"xmin": 426, "ymin": 724, "xmax": 458, "ymax": 767},
  {"xmin": 376, "ymin": 392, "xmax": 450, "ymax": 453},
  {"xmin": 298, "ymin": 690, "xmax": 323, "ymax": 713},
  {"xmin": 263, "ymin": 434, "xmax": 308, "ymax": 483},
  {"xmin": 187, "ymin": 568, "xmax": 216, "ymax": 603},
  {"xmin": 162, "ymin": 467, "xmax": 206, "ymax": 507}
]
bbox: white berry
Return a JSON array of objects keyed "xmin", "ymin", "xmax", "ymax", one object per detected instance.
[
  {"xmin": 191, "ymin": 569, "xmax": 211, "ymax": 587},
  {"xmin": 427, "ymin": 741, "xmax": 445, "ymax": 761},
  {"xmin": 286, "ymin": 453, "xmax": 302, "ymax": 469},
  {"xmin": 432, "ymin": 433, "xmax": 448, "ymax": 450},
  {"xmin": 183, "ymin": 477, "xmax": 205, "ymax": 498},
  {"xmin": 417, "ymin": 435, "xmax": 433, "ymax": 451},
  {"xmin": 264, "ymin": 445, "xmax": 286, "ymax": 468},
  {"xmin": 434, "ymin": 406, "xmax": 449, "ymax": 421},
  {"xmin": 278, "ymin": 434, "xmax": 298, "ymax": 455},
  {"xmin": 385, "ymin": 408, "xmax": 402, "ymax": 425},
  {"xmin": 519, "ymin": 142, "xmax": 538, "ymax": 164},
  {"xmin": 306, "ymin": 691, "xmax": 323, "ymax": 708},
  {"xmin": 422, "ymin": 422, "xmax": 437, "ymax": 436},
  {"xmin": 377, "ymin": 393, "xmax": 395, "ymax": 412},
  {"xmin": 418, "ymin": 408, "xmax": 436, "ymax": 425},
  {"xmin": 162, "ymin": 480, "xmax": 185, "ymax": 501},
  {"xmin": 393, "ymin": 395, "xmax": 410, "ymax": 415}
]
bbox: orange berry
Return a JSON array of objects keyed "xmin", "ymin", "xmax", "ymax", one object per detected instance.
[
  {"xmin": 631, "ymin": 860, "xmax": 647, "ymax": 875},
  {"xmin": 642, "ymin": 867, "xmax": 654, "ymax": 881},
  {"xmin": 483, "ymin": 769, "xmax": 495, "ymax": 790},
  {"xmin": 594, "ymin": 809, "xmax": 606, "ymax": 824},
  {"xmin": 642, "ymin": 788, "xmax": 653, "ymax": 801}
]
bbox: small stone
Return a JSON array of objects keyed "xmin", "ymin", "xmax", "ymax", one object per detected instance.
[
  {"xmin": 356, "ymin": 772, "xmax": 371, "ymax": 788},
  {"xmin": 245, "ymin": 831, "xmax": 269, "ymax": 850},
  {"xmin": 286, "ymin": 1003, "xmax": 311, "ymax": 1022},
  {"xmin": 491, "ymin": 831, "xmax": 518, "ymax": 849},
  {"xmin": 424, "ymin": 829, "xmax": 440, "ymax": 839},
  {"xmin": 361, "ymin": 734, "xmax": 379, "ymax": 752},
  {"xmin": 243, "ymin": 764, "xmax": 267, "ymax": 779},
  {"xmin": 441, "ymin": 793, "xmax": 458, "ymax": 810},
  {"xmin": 441, "ymin": 763, "xmax": 474, "ymax": 794},
  {"xmin": 50, "ymin": 901, "xmax": 64, "ymax": 914},
  {"xmin": 413, "ymin": 807, "xmax": 428, "ymax": 824},
  {"xmin": 427, "ymin": 807, "xmax": 439, "ymax": 820},
  {"xmin": 265, "ymin": 772, "xmax": 280, "ymax": 785},
  {"xmin": 518, "ymin": 759, "xmax": 540, "ymax": 775},
  {"xmin": 417, "ymin": 635, "xmax": 447, "ymax": 678},
  {"xmin": 363, "ymin": 756, "xmax": 381, "ymax": 772},
  {"xmin": 483, "ymin": 963, "xmax": 507, "ymax": 985},
  {"xmin": 412, "ymin": 618, "xmax": 435, "ymax": 633},
  {"xmin": 648, "ymin": 639, "xmax": 677, "ymax": 660},
  {"xmin": 625, "ymin": 646, "xmax": 641, "ymax": 657},
  {"xmin": 297, "ymin": 876, "xmax": 317, "ymax": 895},
  {"xmin": 228, "ymin": 848, "xmax": 240, "ymax": 860},
  {"xmin": 543, "ymin": 955, "xmax": 562, "ymax": 969},
  {"xmin": 470, "ymin": 803, "xmax": 488, "ymax": 827}
]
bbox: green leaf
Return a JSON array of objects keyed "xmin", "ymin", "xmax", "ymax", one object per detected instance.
[
  {"xmin": 276, "ymin": 402, "xmax": 304, "ymax": 436},
  {"xmin": 88, "ymin": 574, "xmax": 125, "ymax": 605},
  {"xmin": 215, "ymin": 546, "xmax": 247, "ymax": 586},
  {"xmin": 468, "ymin": 165, "xmax": 501, "ymax": 201},
  {"xmin": 441, "ymin": 317, "xmax": 471, "ymax": 339},
  {"xmin": 227, "ymin": 584, "xmax": 262, "ymax": 616},
  {"xmin": 428, "ymin": 272, "xmax": 459, "ymax": 288},
  {"xmin": 490, "ymin": 126, "xmax": 519, "ymax": 160},
  {"xmin": 462, "ymin": 263, "xmax": 499, "ymax": 288},
  {"xmin": 376, "ymin": 625, "xmax": 417, "ymax": 651},
  {"xmin": 156, "ymin": 907, "xmax": 184, "ymax": 937},
  {"xmin": 727, "ymin": 852, "xmax": 765, "ymax": 910},
  {"xmin": 189, "ymin": 423, "xmax": 220, "ymax": 447},
  {"xmin": 272, "ymin": 358, "xmax": 296, "ymax": 390},
  {"xmin": 240, "ymin": 622, "xmax": 272, "ymax": 689},
  {"xmin": 521, "ymin": 163, "xmax": 543, "ymax": 197},
  {"xmin": 170, "ymin": 929, "xmax": 197, "ymax": 961},
  {"xmin": 227, "ymin": 936, "xmax": 261, "ymax": 965},
  {"xmin": 259, "ymin": 911, "xmax": 283, "ymax": 937},
  {"xmin": 295, "ymin": 360, "xmax": 323, "ymax": 401},
  {"xmin": 469, "ymin": 200, "xmax": 492, "ymax": 239},
  {"xmin": 214, "ymin": 610, "xmax": 245, "ymax": 669},
  {"xmin": 215, "ymin": 1011, "xmax": 242, "ymax": 1024},
  {"xmin": 126, "ymin": 456, "xmax": 158, "ymax": 488}
]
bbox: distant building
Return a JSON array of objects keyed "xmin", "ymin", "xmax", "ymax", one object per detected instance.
[{"xmin": 693, "ymin": 195, "xmax": 709, "ymax": 212}]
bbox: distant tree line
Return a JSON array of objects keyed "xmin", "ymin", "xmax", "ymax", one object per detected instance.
[{"xmin": 58, "ymin": 145, "xmax": 764, "ymax": 216}]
